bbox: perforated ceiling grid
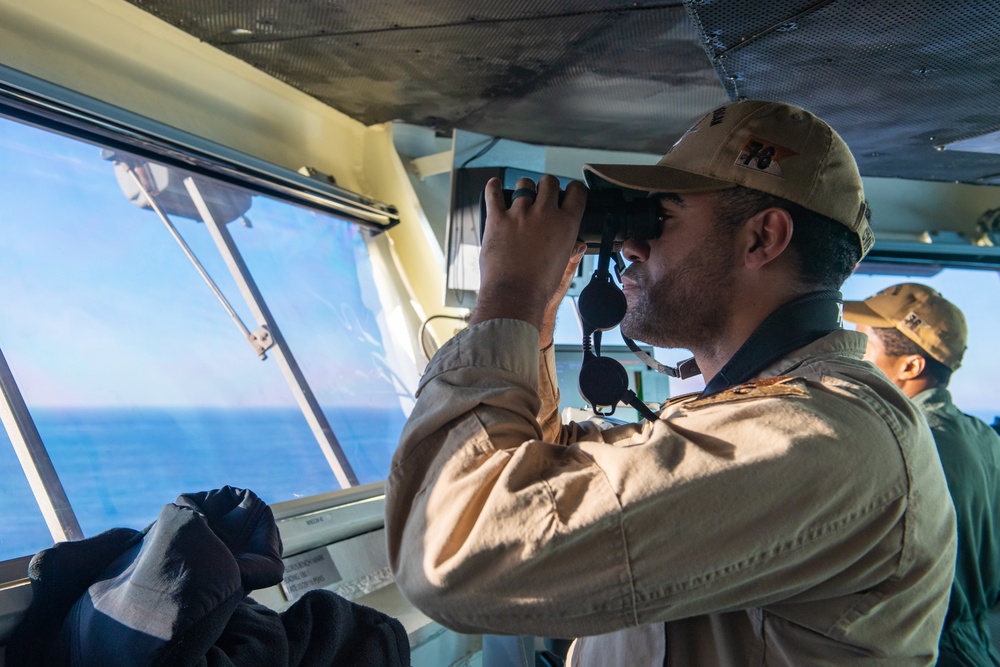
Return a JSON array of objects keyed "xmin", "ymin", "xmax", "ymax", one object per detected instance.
[
  {"xmin": 124, "ymin": 0, "xmax": 1000, "ymax": 182},
  {"xmin": 686, "ymin": 0, "xmax": 1000, "ymax": 182},
  {"xmin": 123, "ymin": 0, "xmax": 728, "ymax": 153}
]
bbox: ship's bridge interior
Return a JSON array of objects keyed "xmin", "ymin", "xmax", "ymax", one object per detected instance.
[{"xmin": 0, "ymin": 0, "xmax": 999, "ymax": 665}]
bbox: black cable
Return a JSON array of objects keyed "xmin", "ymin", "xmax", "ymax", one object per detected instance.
[
  {"xmin": 459, "ymin": 136, "xmax": 501, "ymax": 169},
  {"xmin": 419, "ymin": 314, "xmax": 470, "ymax": 362}
]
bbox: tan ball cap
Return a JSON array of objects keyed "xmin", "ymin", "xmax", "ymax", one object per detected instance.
[
  {"xmin": 583, "ymin": 100, "xmax": 874, "ymax": 258},
  {"xmin": 842, "ymin": 283, "xmax": 968, "ymax": 370}
]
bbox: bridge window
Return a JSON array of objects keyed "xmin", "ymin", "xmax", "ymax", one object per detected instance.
[{"xmin": 0, "ymin": 86, "xmax": 410, "ymax": 561}]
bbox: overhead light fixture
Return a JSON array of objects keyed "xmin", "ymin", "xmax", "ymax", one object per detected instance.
[{"xmin": 942, "ymin": 130, "xmax": 1000, "ymax": 155}]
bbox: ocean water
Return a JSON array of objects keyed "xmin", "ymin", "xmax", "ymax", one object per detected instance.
[
  {"xmin": 0, "ymin": 405, "xmax": 407, "ymax": 562},
  {"xmin": 6, "ymin": 405, "xmax": 997, "ymax": 564}
]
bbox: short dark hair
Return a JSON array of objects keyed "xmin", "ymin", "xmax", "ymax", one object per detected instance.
[
  {"xmin": 712, "ymin": 186, "xmax": 864, "ymax": 290},
  {"xmin": 872, "ymin": 326, "xmax": 953, "ymax": 387}
]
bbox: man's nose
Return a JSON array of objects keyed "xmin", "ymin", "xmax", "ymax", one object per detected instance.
[{"xmin": 622, "ymin": 237, "xmax": 649, "ymax": 263}]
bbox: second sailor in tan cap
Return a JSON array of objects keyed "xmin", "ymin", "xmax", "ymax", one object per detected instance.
[{"xmin": 845, "ymin": 283, "xmax": 1000, "ymax": 666}]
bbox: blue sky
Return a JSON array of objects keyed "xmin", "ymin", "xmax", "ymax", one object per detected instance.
[{"xmin": 0, "ymin": 118, "xmax": 407, "ymax": 410}]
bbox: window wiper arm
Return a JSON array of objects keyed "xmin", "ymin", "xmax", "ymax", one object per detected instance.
[{"xmin": 121, "ymin": 164, "xmax": 274, "ymax": 359}]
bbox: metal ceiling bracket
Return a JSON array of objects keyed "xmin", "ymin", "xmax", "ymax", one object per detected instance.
[
  {"xmin": 409, "ymin": 150, "xmax": 454, "ymax": 181},
  {"xmin": 249, "ymin": 326, "xmax": 275, "ymax": 358}
]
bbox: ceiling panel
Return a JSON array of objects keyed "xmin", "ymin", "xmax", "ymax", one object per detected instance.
[{"xmin": 124, "ymin": 0, "xmax": 1000, "ymax": 183}]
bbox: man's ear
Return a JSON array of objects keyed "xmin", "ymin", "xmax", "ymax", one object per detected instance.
[
  {"xmin": 897, "ymin": 354, "xmax": 927, "ymax": 381},
  {"xmin": 740, "ymin": 207, "xmax": 794, "ymax": 270}
]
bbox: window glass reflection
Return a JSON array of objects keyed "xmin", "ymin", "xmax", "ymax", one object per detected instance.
[
  {"xmin": 225, "ymin": 197, "xmax": 413, "ymax": 484},
  {"xmin": 0, "ymin": 115, "xmax": 410, "ymax": 560}
]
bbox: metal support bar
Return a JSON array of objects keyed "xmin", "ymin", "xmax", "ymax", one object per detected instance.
[
  {"xmin": 0, "ymin": 65, "xmax": 399, "ymax": 233},
  {"xmin": 183, "ymin": 177, "xmax": 359, "ymax": 488},
  {"xmin": 124, "ymin": 167, "xmax": 274, "ymax": 359},
  {"xmin": 409, "ymin": 150, "xmax": 453, "ymax": 180},
  {"xmin": 0, "ymin": 346, "xmax": 83, "ymax": 542}
]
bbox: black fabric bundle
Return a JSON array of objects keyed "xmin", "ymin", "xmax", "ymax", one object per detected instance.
[{"xmin": 6, "ymin": 486, "xmax": 410, "ymax": 667}]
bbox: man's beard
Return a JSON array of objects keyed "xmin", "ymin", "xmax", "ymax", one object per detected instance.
[{"xmin": 620, "ymin": 244, "xmax": 736, "ymax": 350}]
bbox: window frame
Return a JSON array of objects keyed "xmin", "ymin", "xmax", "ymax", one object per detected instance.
[{"xmin": 0, "ymin": 65, "xmax": 404, "ymax": 563}]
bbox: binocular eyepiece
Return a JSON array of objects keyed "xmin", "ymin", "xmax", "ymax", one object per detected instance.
[{"xmin": 480, "ymin": 187, "xmax": 662, "ymax": 253}]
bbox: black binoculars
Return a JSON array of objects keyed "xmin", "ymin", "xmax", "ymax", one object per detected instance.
[{"xmin": 479, "ymin": 187, "xmax": 662, "ymax": 253}]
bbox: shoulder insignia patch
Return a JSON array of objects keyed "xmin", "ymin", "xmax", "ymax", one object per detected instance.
[
  {"xmin": 664, "ymin": 390, "xmax": 703, "ymax": 408},
  {"xmin": 681, "ymin": 376, "xmax": 808, "ymax": 411}
]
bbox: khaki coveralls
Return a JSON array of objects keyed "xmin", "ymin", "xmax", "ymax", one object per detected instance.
[{"xmin": 385, "ymin": 319, "xmax": 957, "ymax": 665}]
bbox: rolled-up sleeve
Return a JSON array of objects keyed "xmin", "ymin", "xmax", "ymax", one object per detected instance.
[
  {"xmin": 384, "ymin": 319, "xmax": 919, "ymax": 639},
  {"xmin": 386, "ymin": 320, "xmax": 641, "ymax": 635}
]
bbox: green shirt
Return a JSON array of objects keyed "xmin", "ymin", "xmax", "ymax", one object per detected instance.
[{"xmin": 913, "ymin": 388, "xmax": 1000, "ymax": 666}]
